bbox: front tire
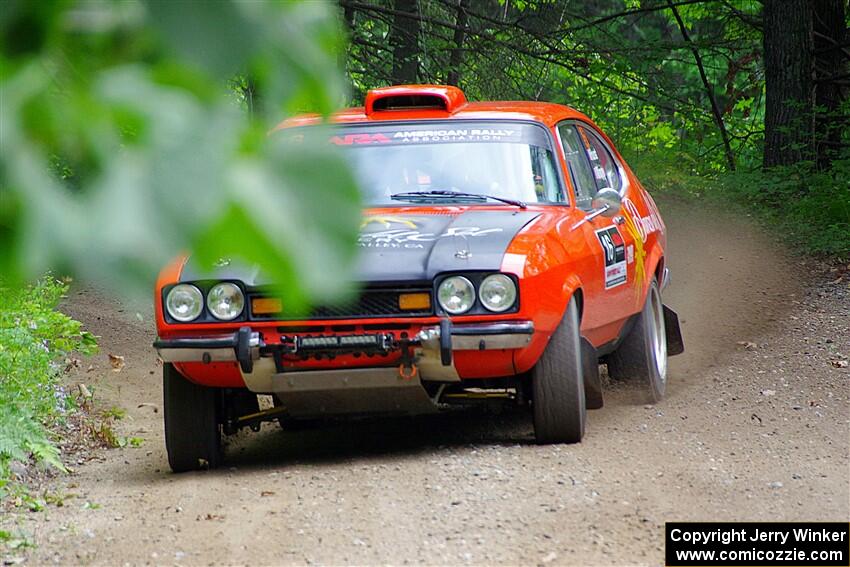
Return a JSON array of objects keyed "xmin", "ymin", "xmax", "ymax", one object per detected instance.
[
  {"xmin": 532, "ymin": 297, "xmax": 586, "ymax": 444},
  {"xmin": 582, "ymin": 338, "xmax": 604, "ymax": 410},
  {"xmin": 606, "ymin": 278, "xmax": 667, "ymax": 403},
  {"xmin": 163, "ymin": 363, "xmax": 222, "ymax": 472}
]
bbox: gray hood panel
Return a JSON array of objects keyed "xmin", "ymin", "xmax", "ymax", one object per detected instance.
[{"xmin": 179, "ymin": 210, "xmax": 540, "ymax": 286}]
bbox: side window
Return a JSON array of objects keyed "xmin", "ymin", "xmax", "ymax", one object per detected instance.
[
  {"xmin": 557, "ymin": 124, "xmax": 597, "ymax": 209},
  {"xmin": 578, "ymin": 126, "xmax": 622, "ymax": 193},
  {"xmin": 530, "ymin": 146, "xmax": 564, "ymax": 203}
]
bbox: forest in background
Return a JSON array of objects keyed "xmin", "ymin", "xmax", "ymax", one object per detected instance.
[
  {"xmin": 334, "ymin": 0, "xmax": 848, "ymax": 171},
  {"xmin": 319, "ymin": 0, "xmax": 849, "ymax": 257}
]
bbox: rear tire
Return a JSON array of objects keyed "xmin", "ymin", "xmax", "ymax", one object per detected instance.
[
  {"xmin": 163, "ymin": 363, "xmax": 222, "ymax": 472},
  {"xmin": 532, "ymin": 297, "xmax": 586, "ymax": 444},
  {"xmin": 606, "ymin": 279, "xmax": 667, "ymax": 403}
]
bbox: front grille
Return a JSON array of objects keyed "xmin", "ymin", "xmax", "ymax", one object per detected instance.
[{"xmin": 249, "ymin": 288, "xmax": 432, "ymax": 320}]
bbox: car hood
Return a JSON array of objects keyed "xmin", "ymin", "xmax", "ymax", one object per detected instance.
[
  {"xmin": 355, "ymin": 210, "xmax": 540, "ymax": 282},
  {"xmin": 178, "ymin": 209, "xmax": 540, "ymax": 286}
]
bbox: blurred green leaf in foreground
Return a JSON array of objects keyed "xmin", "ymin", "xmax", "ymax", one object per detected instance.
[{"xmin": 0, "ymin": 1, "xmax": 361, "ymax": 307}]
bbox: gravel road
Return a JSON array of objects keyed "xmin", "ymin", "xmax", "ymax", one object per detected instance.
[{"xmin": 3, "ymin": 196, "xmax": 848, "ymax": 566}]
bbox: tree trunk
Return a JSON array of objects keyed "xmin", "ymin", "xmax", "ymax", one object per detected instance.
[
  {"xmin": 390, "ymin": 0, "xmax": 421, "ymax": 84},
  {"xmin": 636, "ymin": 0, "xmax": 677, "ymax": 125},
  {"xmin": 447, "ymin": 0, "xmax": 469, "ymax": 86},
  {"xmin": 763, "ymin": 0, "xmax": 815, "ymax": 168},
  {"xmin": 342, "ymin": 5, "xmax": 357, "ymax": 98},
  {"xmin": 667, "ymin": 0, "xmax": 736, "ymax": 171},
  {"xmin": 812, "ymin": 0, "xmax": 847, "ymax": 169},
  {"xmin": 343, "ymin": 4, "xmax": 356, "ymax": 30}
]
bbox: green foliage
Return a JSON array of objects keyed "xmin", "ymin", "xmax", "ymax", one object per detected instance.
[
  {"xmin": 87, "ymin": 417, "xmax": 144, "ymax": 449},
  {"xmin": 0, "ymin": 277, "xmax": 97, "ymax": 497},
  {"xmin": 17, "ymin": 491, "xmax": 45, "ymax": 513},
  {"xmin": 0, "ymin": 529, "xmax": 33, "ymax": 551},
  {"xmin": 100, "ymin": 407, "xmax": 126, "ymax": 421},
  {"xmin": 1, "ymin": 1, "xmax": 361, "ymax": 309},
  {"xmin": 633, "ymin": 153, "xmax": 850, "ymax": 260},
  {"xmin": 344, "ymin": 0, "xmax": 768, "ymax": 170}
]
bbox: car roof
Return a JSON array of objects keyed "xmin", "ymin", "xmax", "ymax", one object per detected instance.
[{"xmin": 273, "ymin": 85, "xmax": 593, "ymax": 131}]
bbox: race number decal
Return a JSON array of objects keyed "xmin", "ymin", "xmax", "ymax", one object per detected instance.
[{"xmin": 596, "ymin": 226, "xmax": 627, "ymax": 289}]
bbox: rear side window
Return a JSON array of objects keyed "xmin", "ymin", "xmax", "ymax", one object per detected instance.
[
  {"xmin": 578, "ymin": 126, "xmax": 622, "ymax": 193},
  {"xmin": 557, "ymin": 124, "xmax": 597, "ymax": 209}
]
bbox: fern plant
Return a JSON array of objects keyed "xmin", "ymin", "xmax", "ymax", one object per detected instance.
[{"xmin": 0, "ymin": 277, "xmax": 96, "ymax": 497}]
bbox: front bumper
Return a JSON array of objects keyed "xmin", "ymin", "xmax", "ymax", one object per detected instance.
[
  {"xmin": 153, "ymin": 328, "xmax": 263, "ymax": 367},
  {"xmin": 155, "ymin": 320, "xmax": 534, "ymax": 384}
]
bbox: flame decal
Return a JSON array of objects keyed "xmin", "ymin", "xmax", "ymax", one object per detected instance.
[{"xmin": 622, "ymin": 208, "xmax": 646, "ymax": 305}]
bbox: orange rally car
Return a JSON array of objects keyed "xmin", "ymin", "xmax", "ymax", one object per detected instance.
[{"xmin": 154, "ymin": 85, "xmax": 683, "ymax": 472}]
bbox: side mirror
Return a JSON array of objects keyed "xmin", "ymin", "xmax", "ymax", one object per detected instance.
[{"xmin": 591, "ymin": 188, "xmax": 622, "ymax": 217}]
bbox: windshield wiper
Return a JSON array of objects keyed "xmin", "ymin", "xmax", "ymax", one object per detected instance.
[{"xmin": 390, "ymin": 190, "xmax": 527, "ymax": 209}]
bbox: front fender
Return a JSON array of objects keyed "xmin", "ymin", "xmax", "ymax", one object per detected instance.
[{"xmin": 510, "ymin": 265, "xmax": 584, "ymax": 375}]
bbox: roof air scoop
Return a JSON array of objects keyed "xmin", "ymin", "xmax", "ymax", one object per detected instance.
[{"xmin": 365, "ymin": 85, "xmax": 467, "ymax": 115}]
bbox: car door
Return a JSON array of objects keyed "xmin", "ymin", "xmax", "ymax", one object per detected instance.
[
  {"xmin": 576, "ymin": 124, "xmax": 652, "ymax": 311},
  {"xmin": 556, "ymin": 122, "xmax": 637, "ymax": 343}
]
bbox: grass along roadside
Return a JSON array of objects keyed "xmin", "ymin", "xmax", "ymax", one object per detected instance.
[
  {"xmin": 0, "ymin": 277, "xmax": 99, "ymax": 556},
  {"xmin": 0, "ymin": 277, "xmax": 98, "ymax": 495},
  {"xmin": 0, "ymin": 278, "xmax": 150, "ymax": 559},
  {"xmin": 631, "ymin": 154, "xmax": 850, "ymax": 263}
]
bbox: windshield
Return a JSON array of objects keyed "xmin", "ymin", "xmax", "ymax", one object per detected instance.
[{"xmin": 334, "ymin": 122, "xmax": 564, "ymax": 205}]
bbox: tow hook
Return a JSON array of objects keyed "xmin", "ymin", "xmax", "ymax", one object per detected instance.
[
  {"xmin": 398, "ymin": 336, "xmax": 418, "ymax": 380},
  {"xmin": 398, "ymin": 363, "xmax": 418, "ymax": 380}
]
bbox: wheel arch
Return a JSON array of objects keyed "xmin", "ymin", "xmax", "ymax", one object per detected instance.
[
  {"xmin": 642, "ymin": 244, "xmax": 665, "ymax": 302},
  {"xmin": 513, "ymin": 273, "xmax": 583, "ymax": 375},
  {"xmin": 573, "ymin": 286, "xmax": 584, "ymax": 323},
  {"xmin": 561, "ymin": 273, "xmax": 584, "ymax": 323},
  {"xmin": 653, "ymin": 255, "xmax": 665, "ymax": 285}
]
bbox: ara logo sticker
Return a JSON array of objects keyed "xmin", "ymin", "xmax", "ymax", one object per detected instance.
[
  {"xmin": 330, "ymin": 133, "xmax": 392, "ymax": 145},
  {"xmin": 596, "ymin": 226, "xmax": 627, "ymax": 289}
]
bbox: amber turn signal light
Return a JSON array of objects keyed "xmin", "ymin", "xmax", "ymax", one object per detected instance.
[
  {"xmin": 252, "ymin": 297, "xmax": 283, "ymax": 315},
  {"xmin": 398, "ymin": 292, "xmax": 431, "ymax": 310}
]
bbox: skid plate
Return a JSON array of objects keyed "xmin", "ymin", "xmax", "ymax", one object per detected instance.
[{"xmin": 271, "ymin": 368, "xmax": 438, "ymax": 418}]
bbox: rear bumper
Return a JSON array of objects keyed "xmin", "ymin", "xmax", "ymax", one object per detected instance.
[{"xmin": 155, "ymin": 320, "xmax": 534, "ymax": 390}]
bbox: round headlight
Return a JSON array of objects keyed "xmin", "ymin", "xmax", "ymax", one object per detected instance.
[
  {"xmin": 207, "ymin": 283, "xmax": 245, "ymax": 321},
  {"xmin": 437, "ymin": 276, "xmax": 475, "ymax": 315},
  {"xmin": 479, "ymin": 274, "xmax": 517, "ymax": 313},
  {"xmin": 166, "ymin": 284, "xmax": 203, "ymax": 322}
]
